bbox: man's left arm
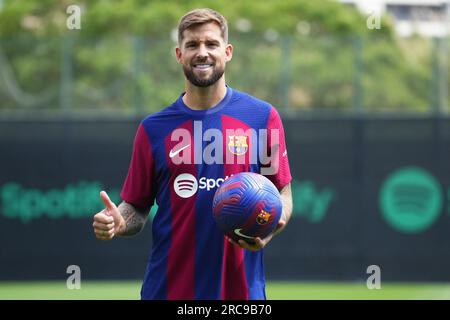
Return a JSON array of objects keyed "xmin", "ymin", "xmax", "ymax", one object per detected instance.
[
  {"xmin": 272, "ymin": 182, "xmax": 293, "ymax": 236},
  {"xmin": 230, "ymin": 182, "xmax": 293, "ymax": 251}
]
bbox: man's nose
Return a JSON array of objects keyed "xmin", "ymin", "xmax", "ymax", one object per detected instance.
[{"xmin": 196, "ymin": 44, "xmax": 208, "ymax": 59}]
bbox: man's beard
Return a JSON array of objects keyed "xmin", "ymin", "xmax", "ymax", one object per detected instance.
[{"xmin": 183, "ymin": 64, "xmax": 225, "ymax": 88}]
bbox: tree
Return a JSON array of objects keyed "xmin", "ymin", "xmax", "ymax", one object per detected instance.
[{"xmin": 0, "ymin": 0, "xmax": 435, "ymax": 114}]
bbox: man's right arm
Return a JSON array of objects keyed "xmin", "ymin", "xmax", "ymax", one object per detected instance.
[
  {"xmin": 93, "ymin": 191, "xmax": 149, "ymax": 241},
  {"xmin": 116, "ymin": 201, "xmax": 150, "ymax": 237}
]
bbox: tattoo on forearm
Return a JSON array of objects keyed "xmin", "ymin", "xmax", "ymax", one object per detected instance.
[
  {"xmin": 118, "ymin": 202, "xmax": 148, "ymax": 236},
  {"xmin": 280, "ymin": 184, "xmax": 293, "ymax": 223}
]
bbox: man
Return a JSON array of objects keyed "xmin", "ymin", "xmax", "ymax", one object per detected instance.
[{"xmin": 92, "ymin": 8, "xmax": 293, "ymax": 300}]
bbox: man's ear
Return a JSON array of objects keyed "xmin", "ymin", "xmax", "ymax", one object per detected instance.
[
  {"xmin": 225, "ymin": 43, "xmax": 233, "ymax": 62},
  {"xmin": 175, "ymin": 47, "xmax": 182, "ymax": 64}
]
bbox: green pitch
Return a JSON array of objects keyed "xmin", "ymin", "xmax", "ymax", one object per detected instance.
[{"xmin": 0, "ymin": 281, "xmax": 450, "ymax": 300}]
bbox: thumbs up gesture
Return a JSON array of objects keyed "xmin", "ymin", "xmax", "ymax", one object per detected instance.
[{"xmin": 93, "ymin": 191, "xmax": 125, "ymax": 240}]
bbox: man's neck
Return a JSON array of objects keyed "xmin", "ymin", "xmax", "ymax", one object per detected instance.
[{"xmin": 182, "ymin": 78, "xmax": 227, "ymax": 110}]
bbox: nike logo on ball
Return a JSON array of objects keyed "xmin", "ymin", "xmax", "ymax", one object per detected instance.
[
  {"xmin": 234, "ymin": 228, "xmax": 254, "ymax": 239},
  {"xmin": 169, "ymin": 144, "xmax": 190, "ymax": 158}
]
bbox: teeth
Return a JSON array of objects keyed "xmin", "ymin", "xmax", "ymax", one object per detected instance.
[{"xmin": 195, "ymin": 64, "xmax": 212, "ymax": 68}]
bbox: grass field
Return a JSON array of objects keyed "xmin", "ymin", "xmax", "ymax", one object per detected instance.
[{"xmin": 1, "ymin": 281, "xmax": 450, "ymax": 300}]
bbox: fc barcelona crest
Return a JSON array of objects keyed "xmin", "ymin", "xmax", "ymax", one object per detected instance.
[
  {"xmin": 256, "ymin": 209, "xmax": 271, "ymax": 225},
  {"xmin": 228, "ymin": 135, "xmax": 248, "ymax": 156}
]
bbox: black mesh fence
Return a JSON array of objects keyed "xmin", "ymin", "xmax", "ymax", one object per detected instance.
[{"xmin": 1, "ymin": 116, "xmax": 449, "ymax": 281}]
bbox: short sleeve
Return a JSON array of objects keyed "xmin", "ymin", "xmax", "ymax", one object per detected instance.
[
  {"xmin": 261, "ymin": 106, "xmax": 292, "ymax": 190},
  {"xmin": 120, "ymin": 123, "xmax": 156, "ymax": 209}
]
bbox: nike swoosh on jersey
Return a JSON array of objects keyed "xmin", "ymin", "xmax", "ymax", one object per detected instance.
[
  {"xmin": 169, "ymin": 144, "xmax": 190, "ymax": 158},
  {"xmin": 234, "ymin": 228, "xmax": 255, "ymax": 239}
]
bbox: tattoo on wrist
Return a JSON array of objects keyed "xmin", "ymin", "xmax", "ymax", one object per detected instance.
[{"xmin": 118, "ymin": 202, "xmax": 147, "ymax": 236}]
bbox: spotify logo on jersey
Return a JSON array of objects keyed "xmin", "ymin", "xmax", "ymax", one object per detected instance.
[
  {"xmin": 173, "ymin": 174, "xmax": 232, "ymax": 198},
  {"xmin": 379, "ymin": 167, "xmax": 443, "ymax": 233},
  {"xmin": 174, "ymin": 174, "xmax": 198, "ymax": 198}
]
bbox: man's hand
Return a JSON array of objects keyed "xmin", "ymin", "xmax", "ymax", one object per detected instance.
[
  {"xmin": 92, "ymin": 191, "xmax": 125, "ymax": 240},
  {"xmin": 228, "ymin": 183, "xmax": 292, "ymax": 251},
  {"xmin": 228, "ymin": 219, "xmax": 287, "ymax": 252}
]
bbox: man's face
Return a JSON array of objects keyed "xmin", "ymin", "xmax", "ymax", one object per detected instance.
[{"xmin": 176, "ymin": 22, "xmax": 233, "ymax": 87}]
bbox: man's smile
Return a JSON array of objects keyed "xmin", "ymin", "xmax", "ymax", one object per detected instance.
[{"xmin": 192, "ymin": 63, "xmax": 214, "ymax": 72}]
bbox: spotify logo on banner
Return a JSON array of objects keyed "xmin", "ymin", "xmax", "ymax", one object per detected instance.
[{"xmin": 379, "ymin": 167, "xmax": 444, "ymax": 233}]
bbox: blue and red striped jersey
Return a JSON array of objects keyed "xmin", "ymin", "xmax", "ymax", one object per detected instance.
[{"xmin": 121, "ymin": 86, "xmax": 291, "ymax": 300}]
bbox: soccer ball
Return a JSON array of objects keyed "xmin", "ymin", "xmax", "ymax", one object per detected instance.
[{"xmin": 212, "ymin": 172, "xmax": 282, "ymax": 243}]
